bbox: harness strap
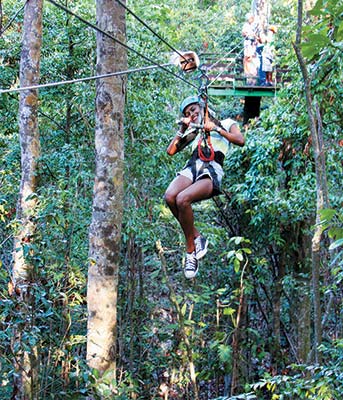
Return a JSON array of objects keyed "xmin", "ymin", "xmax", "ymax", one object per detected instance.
[
  {"xmin": 197, "ymin": 134, "xmax": 215, "ymax": 161},
  {"xmin": 197, "ymin": 101, "xmax": 215, "ymax": 161},
  {"xmin": 186, "ymin": 149, "xmax": 222, "ymax": 196}
]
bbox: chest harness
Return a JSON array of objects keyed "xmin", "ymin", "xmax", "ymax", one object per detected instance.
[
  {"xmin": 197, "ymin": 101, "xmax": 215, "ymax": 162},
  {"xmin": 196, "ymin": 68, "xmax": 220, "ymax": 162}
]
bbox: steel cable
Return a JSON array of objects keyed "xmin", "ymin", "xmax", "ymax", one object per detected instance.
[
  {"xmin": 46, "ymin": 0, "xmax": 197, "ymax": 89},
  {"xmin": 114, "ymin": 0, "xmax": 188, "ymax": 62},
  {"xmin": 0, "ymin": 1, "xmax": 198, "ymax": 94},
  {"xmin": 0, "ymin": 64, "xmax": 172, "ymax": 94}
]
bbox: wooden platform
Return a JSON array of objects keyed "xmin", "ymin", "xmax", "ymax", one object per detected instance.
[
  {"xmin": 200, "ymin": 53, "xmax": 286, "ymax": 98},
  {"xmin": 208, "ymin": 84, "xmax": 279, "ymax": 97}
]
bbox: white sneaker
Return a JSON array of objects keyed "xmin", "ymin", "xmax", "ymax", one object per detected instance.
[
  {"xmin": 194, "ymin": 235, "xmax": 208, "ymax": 260},
  {"xmin": 184, "ymin": 252, "xmax": 199, "ymax": 279}
]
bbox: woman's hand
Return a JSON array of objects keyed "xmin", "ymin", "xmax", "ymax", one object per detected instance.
[
  {"xmin": 180, "ymin": 116, "xmax": 192, "ymax": 126},
  {"xmin": 204, "ymin": 120, "xmax": 216, "ymax": 132}
]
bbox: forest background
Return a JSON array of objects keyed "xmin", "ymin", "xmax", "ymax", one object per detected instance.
[{"xmin": 0, "ymin": 0, "xmax": 342, "ymax": 399}]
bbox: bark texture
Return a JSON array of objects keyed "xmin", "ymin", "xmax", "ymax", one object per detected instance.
[
  {"xmin": 11, "ymin": 1, "xmax": 43, "ymax": 398},
  {"xmin": 252, "ymin": 0, "xmax": 270, "ymax": 34},
  {"xmin": 13, "ymin": 0, "xmax": 43, "ymax": 286},
  {"xmin": 87, "ymin": 0, "xmax": 127, "ymax": 373}
]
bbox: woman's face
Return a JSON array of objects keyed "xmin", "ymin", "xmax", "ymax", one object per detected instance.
[{"xmin": 184, "ymin": 103, "xmax": 201, "ymax": 123}]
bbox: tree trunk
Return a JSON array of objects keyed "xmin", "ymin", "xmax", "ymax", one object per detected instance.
[
  {"xmin": 230, "ymin": 262, "xmax": 248, "ymax": 396},
  {"xmin": 87, "ymin": 0, "xmax": 127, "ymax": 375},
  {"xmin": 271, "ymin": 251, "xmax": 285, "ymax": 366},
  {"xmin": 293, "ymin": 222, "xmax": 312, "ymax": 363},
  {"xmin": 252, "ymin": 0, "xmax": 270, "ymax": 34},
  {"xmin": 11, "ymin": 0, "xmax": 43, "ymax": 398},
  {"xmin": 13, "ymin": 0, "xmax": 43, "ymax": 286},
  {"xmin": 297, "ymin": 276, "xmax": 311, "ymax": 362},
  {"xmin": 12, "ymin": 0, "xmax": 43, "ymax": 400},
  {"xmin": 293, "ymin": 0, "xmax": 329, "ymax": 363}
]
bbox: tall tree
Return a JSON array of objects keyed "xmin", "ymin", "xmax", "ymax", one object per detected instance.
[
  {"xmin": 11, "ymin": 0, "xmax": 43, "ymax": 398},
  {"xmin": 252, "ymin": 0, "xmax": 270, "ymax": 34},
  {"xmin": 87, "ymin": 0, "xmax": 127, "ymax": 375},
  {"xmin": 293, "ymin": 0, "xmax": 329, "ymax": 363}
]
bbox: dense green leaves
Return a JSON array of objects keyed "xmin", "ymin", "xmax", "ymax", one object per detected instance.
[
  {"xmin": 250, "ymin": 340, "xmax": 343, "ymax": 399},
  {"xmin": 1, "ymin": 0, "xmax": 342, "ymax": 398},
  {"xmin": 302, "ymin": 0, "xmax": 343, "ymax": 59}
]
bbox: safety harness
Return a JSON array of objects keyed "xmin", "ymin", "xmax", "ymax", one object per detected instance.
[
  {"xmin": 197, "ymin": 101, "xmax": 215, "ymax": 162},
  {"xmin": 196, "ymin": 65, "xmax": 216, "ymax": 164}
]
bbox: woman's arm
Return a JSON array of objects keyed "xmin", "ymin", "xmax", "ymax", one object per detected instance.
[
  {"xmin": 166, "ymin": 117, "xmax": 195, "ymax": 156},
  {"xmin": 204, "ymin": 120, "xmax": 245, "ymax": 147},
  {"xmin": 218, "ymin": 123, "xmax": 245, "ymax": 147},
  {"xmin": 167, "ymin": 133, "xmax": 183, "ymax": 156}
]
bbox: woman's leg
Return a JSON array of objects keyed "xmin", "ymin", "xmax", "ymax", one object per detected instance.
[
  {"xmin": 165, "ymin": 176, "xmax": 213, "ymax": 252},
  {"xmin": 164, "ymin": 175, "xmax": 192, "ymax": 220},
  {"xmin": 175, "ymin": 178, "xmax": 213, "ymax": 253}
]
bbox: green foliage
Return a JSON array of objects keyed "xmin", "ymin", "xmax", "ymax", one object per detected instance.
[
  {"xmin": 320, "ymin": 208, "xmax": 343, "ymax": 243},
  {"xmin": 119, "ymin": 2, "xmax": 255, "ymax": 395},
  {"xmin": 213, "ymin": 395, "xmax": 257, "ymax": 400},
  {"xmin": 320, "ymin": 208, "xmax": 343, "ymax": 294},
  {"xmin": 226, "ymin": 236, "xmax": 251, "ymax": 273},
  {"xmin": 85, "ymin": 368, "xmax": 141, "ymax": 400},
  {"xmin": 1, "ymin": 0, "xmax": 343, "ymax": 398},
  {"xmin": 1, "ymin": 1, "xmax": 95, "ymax": 398},
  {"xmin": 300, "ymin": 0, "xmax": 343, "ymax": 60},
  {"xmin": 250, "ymin": 340, "xmax": 343, "ymax": 399}
]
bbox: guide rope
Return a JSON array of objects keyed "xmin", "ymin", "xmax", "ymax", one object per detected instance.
[
  {"xmin": 195, "ymin": 68, "xmax": 215, "ymax": 162},
  {"xmin": 113, "ymin": 0, "xmax": 189, "ymax": 64},
  {"xmin": 0, "ymin": 64, "xmax": 170, "ymax": 94},
  {"xmin": 0, "ymin": 0, "xmax": 238, "ymax": 97},
  {"xmin": 46, "ymin": 0, "xmax": 197, "ymax": 89}
]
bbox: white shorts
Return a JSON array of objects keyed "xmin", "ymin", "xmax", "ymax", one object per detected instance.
[{"xmin": 178, "ymin": 158, "xmax": 224, "ymax": 196}]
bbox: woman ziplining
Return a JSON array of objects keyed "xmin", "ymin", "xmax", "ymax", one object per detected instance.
[{"xmin": 164, "ymin": 93, "xmax": 245, "ymax": 279}]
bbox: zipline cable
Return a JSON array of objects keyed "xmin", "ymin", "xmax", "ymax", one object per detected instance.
[
  {"xmin": 46, "ymin": 0, "xmax": 198, "ymax": 90},
  {"xmin": 0, "ymin": 0, "xmax": 28, "ymax": 36},
  {"xmin": 0, "ymin": 64, "xmax": 172, "ymax": 94},
  {"xmin": 114, "ymin": 0, "xmax": 188, "ymax": 63},
  {"xmin": 0, "ymin": 1, "xmax": 233, "ymax": 99}
]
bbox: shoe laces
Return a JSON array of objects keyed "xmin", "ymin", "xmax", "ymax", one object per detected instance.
[
  {"xmin": 185, "ymin": 252, "xmax": 197, "ymax": 271},
  {"xmin": 194, "ymin": 236, "xmax": 203, "ymax": 252}
]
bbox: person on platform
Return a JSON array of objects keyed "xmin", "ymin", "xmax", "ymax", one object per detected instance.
[
  {"xmin": 242, "ymin": 13, "xmax": 259, "ymax": 85},
  {"xmin": 261, "ymin": 25, "xmax": 277, "ymax": 86}
]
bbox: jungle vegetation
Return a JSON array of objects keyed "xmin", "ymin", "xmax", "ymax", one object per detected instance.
[{"xmin": 0, "ymin": 0, "xmax": 342, "ymax": 399}]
